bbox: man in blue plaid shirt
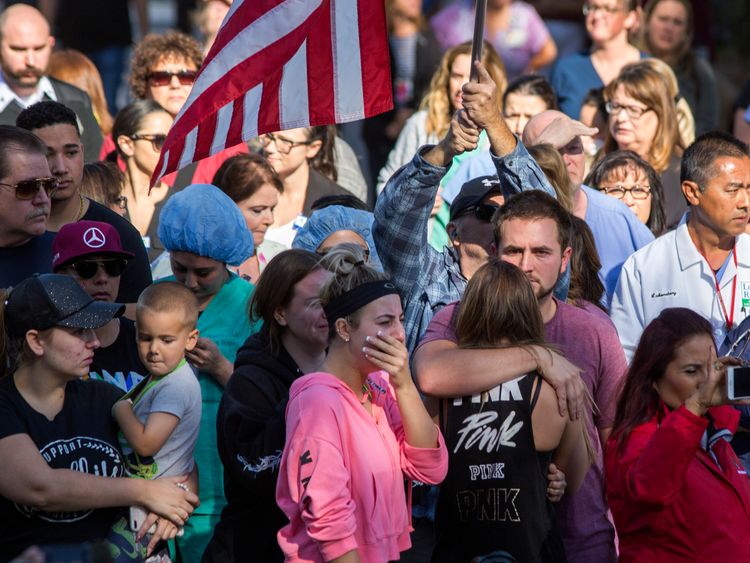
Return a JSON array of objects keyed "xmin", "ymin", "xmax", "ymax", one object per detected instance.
[{"xmin": 374, "ymin": 61, "xmax": 584, "ymax": 412}]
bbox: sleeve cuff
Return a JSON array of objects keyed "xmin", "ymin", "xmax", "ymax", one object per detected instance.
[
  {"xmin": 488, "ymin": 134, "xmax": 524, "ymax": 165},
  {"xmin": 674, "ymin": 404, "xmax": 710, "ymax": 430},
  {"xmin": 318, "ymin": 534, "xmax": 359, "ymax": 562}
]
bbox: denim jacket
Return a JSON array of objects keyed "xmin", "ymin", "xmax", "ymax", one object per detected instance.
[{"xmin": 373, "ymin": 139, "xmax": 556, "ymax": 354}]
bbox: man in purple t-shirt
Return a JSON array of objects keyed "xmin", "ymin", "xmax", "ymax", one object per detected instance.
[{"xmin": 415, "ymin": 190, "xmax": 625, "ymax": 563}]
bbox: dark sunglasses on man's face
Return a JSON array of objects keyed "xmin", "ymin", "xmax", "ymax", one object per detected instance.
[
  {"xmin": 457, "ymin": 203, "xmax": 500, "ymax": 222},
  {"xmin": 71, "ymin": 258, "xmax": 128, "ymax": 279},
  {"xmin": 147, "ymin": 70, "xmax": 198, "ymax": 87},
  {"xmin": 0, "ymin": 176, "xmax": 58, "ymax": 200}
]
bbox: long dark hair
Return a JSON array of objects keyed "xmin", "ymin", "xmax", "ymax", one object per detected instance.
[
  {"xmin": 457, "ymin": 258, "xmax": 546, "ymax": 349},
  {"xmin": 610, "ymin": 308, "xmax": 713, "ymax": 451},
  {"xmin": 567, "ymin": 216, "xmax": 606, "ymax": 312},
  {"xmin": 0, "ymin": 288, "xmax": 33, "ymax": 378},
  {"xmin": 109, "ymin": 99, "xmax": 168, "ymax": 161},
  {"xmin": 307, "ymin": 126, "xmax": 337, "ymax": 182},
  {"xmin": 249, "ymin": 249, "xmax": 321, "ymax": 354}
]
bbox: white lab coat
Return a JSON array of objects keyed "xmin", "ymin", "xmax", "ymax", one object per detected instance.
[{"xmin": 610, "ymin": 220, "xmax": 750, "ymax": 362}]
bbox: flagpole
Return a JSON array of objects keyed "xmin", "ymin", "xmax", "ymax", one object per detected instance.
[{"xmin": 469, "ymin": 0, "xmax": 487, "ymax": 82}]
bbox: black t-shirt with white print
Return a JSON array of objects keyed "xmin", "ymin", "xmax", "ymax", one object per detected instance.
[
  {"xmin": 89, "ymin": 318, "xmax": 147, "ymax": 392},
  {"xmin": 0, "ymin": 376, "xmax": 125, "ymax": 562}
]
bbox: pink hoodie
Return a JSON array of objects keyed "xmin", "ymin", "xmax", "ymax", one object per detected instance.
[{"xmin": 276, "ymin": 371, "xmax": 448, "ymax": 562}]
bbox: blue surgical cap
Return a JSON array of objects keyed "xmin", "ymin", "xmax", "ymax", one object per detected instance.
[
  {"xmin": 158, "ymin": 183, "xmax": 254, "ymax": 266},
  {"xmin": 292, "ymin": 205, "xmax": 382, "ymax": 271}
]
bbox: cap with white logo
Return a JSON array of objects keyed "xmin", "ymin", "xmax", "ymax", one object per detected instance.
[{"xmin": 52, "ymin": 220, "xmax": 134, "ymax": 271}]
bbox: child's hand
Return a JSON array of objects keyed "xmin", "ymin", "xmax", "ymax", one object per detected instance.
[
  {"xmin": 186, "ymin": 337, "xmax": 233, "ymax": 382},
  {"xmin": 138, "ymin": 512, "xmax": 181, "ymax": 556}
]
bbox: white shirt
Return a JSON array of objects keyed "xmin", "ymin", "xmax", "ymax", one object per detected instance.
[
  {"xmin": 610, "ymin": 217, "xmax": 750, "ymax": 362},
  {"xmin": 0, "ymin": 74, "xmax": 57, "ymax": 112}
]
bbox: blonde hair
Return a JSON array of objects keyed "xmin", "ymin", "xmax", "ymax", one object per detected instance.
[
  {"xmin": 604, "ymin": 62, "xmax": 684, "ymax": 173},
  {"xmin": 637, "ymin": 58, "xmax": 695, "ymax": 146},
  {"xmin": 527, "ymin": 144, "xmax": 574, "ymax": 212},
  {"xmin": 47, "ymin": 50, "xmax": 113, "ymax": 135},
  {"xmin": 420, "ymin": 41, "xmax": 507, "ymax": 137}
]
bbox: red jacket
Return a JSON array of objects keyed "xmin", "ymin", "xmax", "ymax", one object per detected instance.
[{"xmin": 605, "ymin": 404, "xmax": 750, "ymax": 562}]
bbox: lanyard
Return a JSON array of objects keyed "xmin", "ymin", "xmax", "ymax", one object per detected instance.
[{"xmin": 700, "ymin": 247, "xmax": 737, "ymax": 331}]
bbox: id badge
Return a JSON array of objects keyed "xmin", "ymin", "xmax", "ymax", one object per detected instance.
[{"xmin": 742, "ymin": 281, "xmax": 750, "ymax": 311}]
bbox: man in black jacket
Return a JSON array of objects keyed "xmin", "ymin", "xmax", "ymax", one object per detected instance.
[{"xmin": 0, "ymin": 4, "xmax": 103, "ymax": 162}]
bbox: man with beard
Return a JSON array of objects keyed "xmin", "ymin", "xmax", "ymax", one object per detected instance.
[
  {"xmin": 17, "ymin": 101, "xmax": 151, "ymax": 304},
  {"xmin": 415, "ymin": 190, "xmax": 625, "ymax": 563},
  {"xmin": 0, "ymin": 4, "xmax": 102, "ymax": 162},
  {"xmin": 0, "ymin": 125, "xmax": 56, "ymax": 287}
]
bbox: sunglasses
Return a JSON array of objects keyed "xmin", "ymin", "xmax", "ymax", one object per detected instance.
[
  {"xmin": 147, "ymin": 70, "xmax": 198, "ymax": 87},
  {"xmin": 129, "ymin": 133, "xmax": 167, "ymax": 152},
  {"xmin": 70, "ymin": 258, "xmax": 128, "ymax": 279},
  {"xmin": 456, "ymin": 203, "xmax": 500, "ymax": 222},
  {"xmin": 0, "ymin": 176, "xmax": 58, "ymax": 200}
]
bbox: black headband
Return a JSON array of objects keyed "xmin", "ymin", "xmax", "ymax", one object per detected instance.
[{"xmin": 323, "ymin": 280, "xmax": 400, "ymax": 322}]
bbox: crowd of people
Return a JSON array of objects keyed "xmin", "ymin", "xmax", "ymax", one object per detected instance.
[{"xmin": 1, "ymin": 0, "xmax": 750, "ymax": 562}]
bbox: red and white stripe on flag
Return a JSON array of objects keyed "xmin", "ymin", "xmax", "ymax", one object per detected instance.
[{"xmin": 151, "ymin": 0, "xmax": 393, "ymax": 184}]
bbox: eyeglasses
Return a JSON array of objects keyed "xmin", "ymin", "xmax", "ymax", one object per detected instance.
[
  {"xmin": 605, "ymin": 101, "xmax": 651, "ymax": 120},
  {"xmin": 258, "ymin": 132, "xmax": 313, "ymax": 155},
  {"xmin": 455, "ymin": 203, "xmax": 500, "ymax": 222},
  {"xmin": 0, "ymin": 176, "xmax": 58, "ymax": 200},
  {"xmin": 70, "ymin": 258, "xmax": 128, "ymax": 279},
  {"xmin": 582, "ymin": 2, "xmax": 622, "ymax": 16},
  {"xmin": 146, "ymin": 70, "xmax": 198, "ymax": 87},
  {"xmin": 600, "ymin": 184, "xmax": 652, "ymax": 200},
  {"xmin": 129, "ymin": 133, "xmax": 167, "ymax": 152},
  {"xmin": 113, "ymin": 195, "xmax": 128, "ymax": 209}
]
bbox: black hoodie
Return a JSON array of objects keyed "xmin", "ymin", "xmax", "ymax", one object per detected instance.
[{"xmin": 203, "ymin": 328, "xmax": 303, "ymax": 563}]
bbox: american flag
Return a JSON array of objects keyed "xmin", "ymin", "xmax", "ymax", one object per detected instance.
[{"xmin": 152, "ymin": 0, "xmax": 393, "ymax": 184}]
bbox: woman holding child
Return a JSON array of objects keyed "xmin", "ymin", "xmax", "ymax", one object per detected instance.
[
  {"xmin": 157, "ymin": 183, "xmax": 261, "ymax": 560},
  {"xmin": 275, "ymin": 245, "xmax": 448, "ymax": 562},
  {"xmin": 0, "ymin": 274, "xmax": 198, "ymax": 562}
]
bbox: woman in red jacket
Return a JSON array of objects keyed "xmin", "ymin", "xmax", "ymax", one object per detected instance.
[{"xmin": 605, "ymin": 307, "xmax": 750, "ymax": 562}]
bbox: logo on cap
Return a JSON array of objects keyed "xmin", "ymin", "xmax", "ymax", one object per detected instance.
[
  {"xmin": 83, "ymin": 227, "xmax": 106, "ymax": 248},
  {"xmin": 481, "ymin": 178, "xmax": 500, "ymax": 187}
]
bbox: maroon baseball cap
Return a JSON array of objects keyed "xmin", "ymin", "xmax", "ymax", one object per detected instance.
[{"xmin": 52, "ymin": 220, "xmax": 134, "ymax": 271}]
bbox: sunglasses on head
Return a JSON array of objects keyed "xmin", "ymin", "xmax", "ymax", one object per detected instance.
[
  {"xmin": 70, "ymin": 258, "xmax": 128, "ymax": 279},
  {"xmin": 147, "ymin": 70, "xmax": 198, "ymax": 87},
  {"xmin": 456, "ymin": 203, "xmax": 500, "ymax": 222},
  {"xmin": 0, "ymin": 176, "xmax": 58, "ymax": 200}
]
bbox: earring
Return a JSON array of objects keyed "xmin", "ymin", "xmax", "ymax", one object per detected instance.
[{"xmin": 338, "ymin": 332, "xmax": 350, "ymax": 342}]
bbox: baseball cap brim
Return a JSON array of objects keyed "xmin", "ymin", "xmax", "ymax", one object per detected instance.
[{"xmin": 57, "ymin": 300, "xmax": 125, "ymax": 330}]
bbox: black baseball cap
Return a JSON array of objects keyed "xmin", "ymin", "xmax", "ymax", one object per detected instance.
[
  {"xmin": 5, "ymin": 274, "xmax": 124, "ymax": 337},
  {"xmin": 449, "ymin": 175, "xmax": 503, "ymax": 220}
]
